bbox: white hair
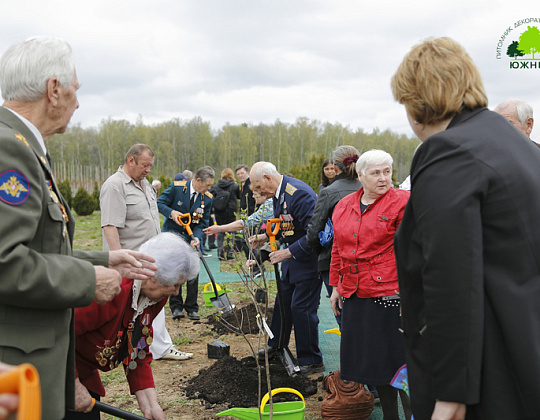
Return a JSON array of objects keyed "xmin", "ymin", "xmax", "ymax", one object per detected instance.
[
  {"xmin": 356, "ymin": 149, "xmax": 394, "ymax": 176},
  {"xmin": 251, "ymin": 162, "xmax": 279, "ymax": 178},
  {"xmin": 138, "ymin": 233, "xmax": 200, "ymax": 286},
  {"xmin": 0, "ymin": 36, "xmax": 76, "ymax": 102},
  {"xmin": 495, "ymin": 99, "xmax": 534, "ymax": 126},
  {"xmin": 151, "ymin": 180, "xmax": 161, "ymax": 188}
]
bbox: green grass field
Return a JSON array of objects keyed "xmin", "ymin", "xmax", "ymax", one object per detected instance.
[{"xmin": 73, "ymin": 210, "xmax": 103, "ymax": 251}]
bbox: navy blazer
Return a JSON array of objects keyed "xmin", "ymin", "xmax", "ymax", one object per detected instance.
[
  {"xmin": 273, "ymin": 175, "xmax": 318, "ymax": 283},
  {"xmin": 157, "ymin": 179, "xmax": 213, "ymax": 242}
]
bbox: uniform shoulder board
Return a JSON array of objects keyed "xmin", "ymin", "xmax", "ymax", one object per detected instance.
[
  {"xmin": 285, "ymin": 183, "xmax": 297, "ymax": 196},
  {"xmin": 204, "ymin": 191, "xmax": 213, "ymax": 199},
  {"xmin": 174, "ymin": 181, "xmax": 187, "ymax": 187}
]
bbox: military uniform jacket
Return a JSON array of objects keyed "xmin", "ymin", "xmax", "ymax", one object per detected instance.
[
  {"xmin": 273, "ymin": 175, "xmax": 318, "ymax": 283},
  {"xmin": 157, "ymin": 179, "xmax": 213, "ymax": 242},
  {"xmin": 74, "ymin": 278, "xmax": 165, "ymax": 397},
  {"xmin": 0, "ymin": 107, "xmax": 108, "ymax": 420}
]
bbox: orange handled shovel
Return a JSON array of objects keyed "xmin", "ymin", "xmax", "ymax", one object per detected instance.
[
  {"xmin": 177, "ymin": 213, "xmax": 235, "ymax": 315},
  {"xmin": 0, "ymin": 363, "xmax": 41, "ymax": 420},
  {"xmin": 265, "ymin": 218, "xmax": 301, "ymax": 377}
]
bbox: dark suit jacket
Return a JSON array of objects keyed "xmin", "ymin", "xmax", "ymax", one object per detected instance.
[
  {"xmin": 0, "ymin": 107, "xmax": 108, "ymax": 419},
  {"xmin": 395, "ymin": 107, "xmax": 540, "ymax": 419},
  {"xmin": 306, "ymin": 174, "xmax": 361, "ymax": 271},
  {"xmin": 239, "ymin": 177, "xmax": 256, "ymax": 216},
  {"xmin": 157, "ymin": 179, "xmax": 213, "ymax": 243},
  {"xmin": 273, "ymin": 175, "xmax": 318, "ymax": 283}
]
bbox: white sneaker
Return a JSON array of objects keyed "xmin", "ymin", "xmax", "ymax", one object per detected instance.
[{"xmin": 160, "ymin": 347, "xmax": 193, "ymax": 361}]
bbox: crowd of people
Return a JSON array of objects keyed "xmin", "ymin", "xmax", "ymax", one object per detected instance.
[{"xmin": 1, "ymin": 34, "xmax": 539, "ymax": 420}]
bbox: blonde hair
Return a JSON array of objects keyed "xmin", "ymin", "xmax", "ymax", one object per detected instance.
[
  {"xmin": 391, "ymin": 37, "xmax": 488, "ymax": 125},
  {"xmin": 221, "ymin": 168, "xmax": 235, "ymax": 180}
]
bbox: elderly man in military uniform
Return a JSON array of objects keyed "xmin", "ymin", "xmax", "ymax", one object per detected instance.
[
  {"xmin": 0, "ymin": 36, "xmax": 156, "ymax": 419},
  {"xmin": 249, "ymin": 161, "xmax": 324, "ymax": 375},
  {"xmin": 157, "ymin": 166, "xmax": 215, "ymax": 320}
]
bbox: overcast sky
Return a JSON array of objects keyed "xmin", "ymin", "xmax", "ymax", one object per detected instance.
[{"xmin": 1, "ymin": 0, "xmax": 538, "ymax": 137}]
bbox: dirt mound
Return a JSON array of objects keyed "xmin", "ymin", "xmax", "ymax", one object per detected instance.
[
  {"xmin": 184, "ymin": 355, "xmax": 318, "ymax": 408},
  {"xmin": 206, "ymin": 302, "xmax": 274, "ymax": 335}
]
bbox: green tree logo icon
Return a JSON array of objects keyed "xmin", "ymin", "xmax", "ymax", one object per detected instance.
[
  {"xmin": 517, "ymin": 25, "xmax": 540, "ymax": 59},
  {"xmin": 507, "ymin": 41, "xmax": 525, "ymax": 58}
]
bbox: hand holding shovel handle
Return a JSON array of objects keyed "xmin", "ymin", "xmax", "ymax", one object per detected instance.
[
  {"xmin": 177, "ymin": 212, "xmax": 195, "ymax": 240},
  {"xmin": 265, "ymin": 218, "xmax": 301, "ymax": 377},
  {"xmin": 0, "ymin": 363, "xmax": 40, "ymax": 420}
]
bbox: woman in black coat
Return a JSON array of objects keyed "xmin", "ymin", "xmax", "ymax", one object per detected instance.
[
  {"xmin": 306, "ymin": 145, "xmax": 361, "ymax": 326},
  {"xmin": 210, "ymin": 168, "xmax": 240, "ymax": 260},
  {"xmin": 392, "ymin": 37, "xmax": 540, "ymax": 420}
]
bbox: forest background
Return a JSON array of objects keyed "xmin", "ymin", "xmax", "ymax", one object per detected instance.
[{"xmin": 48, "ymin": 116, "xmax": 420, "ymax": 194}]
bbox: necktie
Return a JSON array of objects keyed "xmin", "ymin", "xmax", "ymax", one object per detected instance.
[{"xmin": 190, "ymin": 192, "xmax": 196, "ymax": 208}]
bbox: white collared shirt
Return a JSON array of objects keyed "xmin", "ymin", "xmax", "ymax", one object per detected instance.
[
  {"xmin": 274, "ymin": 175, "xmax": 284, "ymax": 200},
  {"xmin": 189, "ymin": 181, "xmax": 198, "ymax": 204},
  {"xmin": 131, "ymin": 280, "xmax": 156, "ymax": 321}
]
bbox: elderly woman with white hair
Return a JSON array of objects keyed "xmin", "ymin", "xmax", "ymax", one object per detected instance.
[
  {"xmin": 329, "ymin": 149, "xmax": 411, "ymax": 420},
  {"xmin": 67, "ymin": 233, "xmax": 200, "ymax": 420}
]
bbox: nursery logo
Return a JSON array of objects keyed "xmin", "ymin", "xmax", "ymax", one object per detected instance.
[{"xmin": 496, "ymin": 19, "xmax": 540, "ymax": 69}]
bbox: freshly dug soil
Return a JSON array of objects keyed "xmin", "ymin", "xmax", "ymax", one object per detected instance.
[
  {"xmin": 101, "ymin": 292, "xmax": 326, "ymax": 419},
  {"xmin": 185, "ymin": 355, "xmax": 318, "ymax": 408},
  {"xmin": 206, "ymin": 302, "xmax": 274, "ymax": 336}
]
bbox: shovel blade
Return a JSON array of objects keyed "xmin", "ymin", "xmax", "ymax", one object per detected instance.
[
  {"xmin": 278, "ymin": 347, "xmax": 301, "ymax": 378},
  {"xmin": 211, "ymin": 294, "xmax": 236, "ymax": 315}
]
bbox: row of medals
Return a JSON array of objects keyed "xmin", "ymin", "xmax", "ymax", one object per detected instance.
[
  {"xmin": 48, "ymin": 183, "xmax": 69, "ymax": 240},
  {"xmin": 192, "ymin": 206, "xmax": 204, "ymax": 223},
  {"xmin": 281, "ymin": 214, "xmax": 295, "ymax": 236},
  {"xmin": 95, "ymin": 325, "xmax": 153, "ymax": 371}
]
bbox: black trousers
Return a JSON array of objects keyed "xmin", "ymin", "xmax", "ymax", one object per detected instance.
[{"xmin": 169, "ymin": 274, "xmax": 199, "ymax": 313}]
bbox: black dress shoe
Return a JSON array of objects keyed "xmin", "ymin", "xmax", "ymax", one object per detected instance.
[
  {"xmin": 172, "ymin": 308, "xmax": 184, "ymax": 320},
  {"xmin": 299, "ymin": 362, "xmax": 325, "ymax": 376},
  {"xmin": 256, "ymin": 345, "xmax": 278, "ymax": 360},
  {"xmin": 186, "ymin": 311, "xmax": 200, "ymax": 320}
]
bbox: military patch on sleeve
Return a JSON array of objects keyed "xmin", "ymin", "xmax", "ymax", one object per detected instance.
[
  {"xmin": 0, "ymin": 170, "xmax": 31, "ymax": 205},
  {"xmin": 285, "ymin": 183, "xmax": 297, "ymax": 196}
]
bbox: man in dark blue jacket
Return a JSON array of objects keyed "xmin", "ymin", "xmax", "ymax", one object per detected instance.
[
  {"xmin": 250, "ymin": 161, "xmax": 324, "ymax": 375},
  {"xmin": 158, "ymin": 166, "xmax": 215, "ymax": 320}
]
